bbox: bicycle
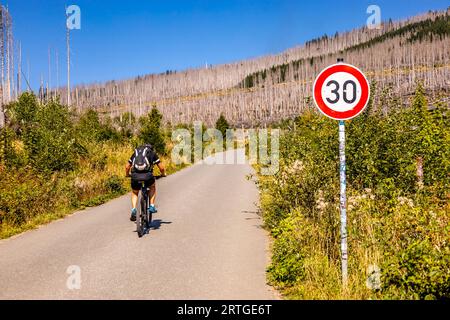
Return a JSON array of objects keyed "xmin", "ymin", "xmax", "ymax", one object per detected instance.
[{"xmin": 129, "ymin": 175, "xmax": 164, "ymax": 238}]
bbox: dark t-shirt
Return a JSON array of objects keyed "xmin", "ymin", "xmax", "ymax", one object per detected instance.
[{"xmin": 128, "ymin": 145, "xmax": 161, "ymax": 172}]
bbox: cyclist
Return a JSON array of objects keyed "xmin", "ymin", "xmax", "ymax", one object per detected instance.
[{"xmin": 125, "ymin": 144, "xmax": 166, "ymax": 221}]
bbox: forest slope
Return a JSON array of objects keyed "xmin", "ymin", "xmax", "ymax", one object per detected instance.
[{"xmin": 58, "ymin": 9, "xmax": 449, "ymax": 126}]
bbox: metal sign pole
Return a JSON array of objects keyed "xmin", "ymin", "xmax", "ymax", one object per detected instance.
[
  {"xmin": 314, "ymin": 58, "xmax": 370, "ymax": 289},
  {"xmin": 335, "ymin": 57, "xmax": 348, "ymax": 287},
  {"xmin": 339, "ymin": 119, "xmax": 348, "ymax": 286}
]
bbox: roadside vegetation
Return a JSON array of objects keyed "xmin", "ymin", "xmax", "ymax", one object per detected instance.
[
  {"xmin": 256, "ymin": 83, "xmax": 449, "ymax": 299},
  {"xmin": 0, "ymin": 93, "xmax": 206, "ymax": 239}
]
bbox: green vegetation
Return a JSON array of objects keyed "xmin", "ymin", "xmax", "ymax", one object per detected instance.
[
  {"xmin": 215, "ymin": 113, "xmax": 230, "ymax": 138},
  {"xmin": 257, "ymin": 83, "xmax": 449, "ymax": 299},
  {"xmin": 0, "ymin": 94, "xmax": 186, "ymax": 239},
  {"xmin": 114, "ymin": 112, "xmax": 136, "ymax": 138},
  {"xmin": 138, "ymin": 106, "xmax": 167, "ymax": 155},
  {"xmin": 350, "ymin": 13, "xmax": 450, "ymax": 50}
]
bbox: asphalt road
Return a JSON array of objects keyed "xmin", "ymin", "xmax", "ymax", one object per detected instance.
[{"xmin": 0, "ymin": 150, "xmax": 277, "ymax": 300}]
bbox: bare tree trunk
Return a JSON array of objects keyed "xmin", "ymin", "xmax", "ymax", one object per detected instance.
[{"xmin": 416, "ymin": 157, "xmax": 424, "ymax": 190}]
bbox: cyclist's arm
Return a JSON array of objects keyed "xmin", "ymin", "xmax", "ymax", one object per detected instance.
[
  {"xmin": 126, "ymin": 153, "xmax": 135, "ymax": 177},
  {"xmin": 125, "ymin": 163, "xmax": 132, "ymax": 177},
  {"xmin": 151, "ymin": 152, "xmax": 166, "ymax": 177},
  {"xmin": 157, "ymin": 162, "xmax": 166, "ymax": 177}
]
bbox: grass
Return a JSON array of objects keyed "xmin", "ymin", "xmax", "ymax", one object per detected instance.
[{"xmin": 258, "ymin": 162, "xmax": 449, "ymax": 300}]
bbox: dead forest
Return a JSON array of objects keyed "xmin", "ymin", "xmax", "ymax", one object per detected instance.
[{"xmin": 13, "ymin": 9, "xmax": 450, "ymax": 126}]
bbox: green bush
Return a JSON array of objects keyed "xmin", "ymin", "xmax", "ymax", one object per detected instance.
[
  {"xmin": 0, "ymin": 93, "xmax": 191, "ymax": 239},
  {"xmin": 215, "ymin": 114, "xmax": 230, "ymax": 138},
  {"xmin": 90, "ymin": 153, "xmax": 108, "ymax": 171},
  {"xmin": 114, "ymin": 112, "xmax": 136, "ymax": 138},
  {"xmin": 0, "ymin": 93, "xmax": 128, "ymax": 236},
  {"xmin": 77, "ymin": 109, "xmax": 121, "ymax": 143},
  {"xmin": 104, "ymin": 175, "xmax": 125, "ymax": 194},
  {"xmin": 0, "ymin": 127, "xmax": 24, "ymax": 167},
  {"xmin": 8, "ymin": 98, "xmax": 79, "ymax": 173},
  {"xmin": 258, "ymin": 83, "xmax": 450, "ymax": 299},
  {"xmin": 6, "ymin": 92, "xmax": 39, "ymax": 126},
  {"xmin": 378, "ymin": 197, "xmax": 450, "ymax": 300},
  {"xmin": 138, "ymin": 106, "xmax": 166, "ymax": 154},
  {"xmin": 268, "ymin": 212, "xmax": 306, "ymax": 285},
  {"xmin": 0, "ymin": 169, "xmax": 55, "ymax": 226},
  {"xmin": 382, "ymin": 240, "xmax": 450, "ymax": 300},
  {"xmin": 346, "ymin": 83, "xmax": 449, "ymax": 196}
]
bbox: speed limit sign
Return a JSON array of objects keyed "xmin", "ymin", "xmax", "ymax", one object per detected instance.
[
  {"xmin": 312, "ymin": 61, "xmax": 371, "ymax": 287},
  {"xmin": 313, "ymin": 63, "xmax": 370, "ymax": 120}
]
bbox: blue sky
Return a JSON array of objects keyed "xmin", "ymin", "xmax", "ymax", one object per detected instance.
[{"xmin": 6, "ymin": 0, "xmax": 449, "ymax": 91}]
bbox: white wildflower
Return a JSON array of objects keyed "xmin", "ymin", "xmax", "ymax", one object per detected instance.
[{"xmin": 398, "ymin": 196, "xmax": 414, "ymax": 207}]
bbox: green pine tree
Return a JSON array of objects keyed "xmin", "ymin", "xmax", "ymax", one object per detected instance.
[
  {"xmin": 138, "ymin": 106, "xmax": 166, "ymax": 155},
  {"xmin": 215, "ymin": 114, "xmax": 230, "ymax": 138}
]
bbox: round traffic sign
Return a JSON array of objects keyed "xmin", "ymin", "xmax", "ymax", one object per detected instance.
[{"xmin": 313, "ymin": 63, "xmax": 370, "ymax": 120}]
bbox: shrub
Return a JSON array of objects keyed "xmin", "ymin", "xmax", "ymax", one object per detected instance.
[
  {"xmin": 6, "ymin": 92, "xmax": 39, "ymax": 126},
  {"xmin": 104, "ymin": 175, "xmax": 125, "ymax": 194},
  {"xmin": 382, "ymin": 240, "xmax": 450, "ymax": 300},
  {"xmin": 0, "ymin": 93, "xmax": 185, "ymax": 239},
  {"xmin": 215, "ymin": 114, "xmax": 230, "ymax": 138},
  {"xmin": 0, "ymin": 169, "xmax": 55, "ymax": 226},
  {"xmin": 379, "ymin": 197, "xmax": 450, "ymax": 300},
  {"xmin": 138, "ymin": 106, "xmax": 166, "ymax": 154},
  {"xmin": 90, "ymin": 153, "xmax": 108, "ymax": 170},
  {"xmin": 77, "ymin": 109, "xmax": 121, "ymax": 143},
  {"xmin": 258, "ymin": 83, "xmax": 450, "ymax": 299},
  {"xmin": 114, "ymin": 112, "xmax": 136, "ymax": 138},
  {"xmin": 268, "ymin": 212, "xmax": 306, "ymax": 285}
]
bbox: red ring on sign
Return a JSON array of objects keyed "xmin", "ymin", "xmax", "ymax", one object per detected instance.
[{"xmin": 313, "ymin": 63, "xmax": 370, "ymax": 120}]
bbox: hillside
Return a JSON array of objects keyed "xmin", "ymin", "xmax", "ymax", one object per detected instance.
[{"xmin": 62, "ymin": 9, "xmax": 449, "ymax": 126}]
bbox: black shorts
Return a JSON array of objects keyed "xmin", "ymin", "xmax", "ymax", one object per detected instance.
[{"xmin": 131, "ymin": 177, "xmax": 156, "ymax": 191}]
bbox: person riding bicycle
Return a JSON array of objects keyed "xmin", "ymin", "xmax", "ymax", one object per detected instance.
[{"xmin": 125, "ymin": 144, "xmax": 166, "ymax": 221}]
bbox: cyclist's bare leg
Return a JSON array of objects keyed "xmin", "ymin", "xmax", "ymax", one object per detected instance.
[
  {"xmin": 148, "ymin": 183, "xmax": 156, "ymax": 206},
  {"xmin": 131, "ymin": 189, "xmax": 139, "ymax": 209}
]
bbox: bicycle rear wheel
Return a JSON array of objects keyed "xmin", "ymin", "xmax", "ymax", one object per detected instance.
[
  {"xmin": 146, "ymin": 197, "xmax": 152, "ymax": 229},
  {"xmin": 136, "ymin": 192, "xmax": 145, "ymax": 238}
]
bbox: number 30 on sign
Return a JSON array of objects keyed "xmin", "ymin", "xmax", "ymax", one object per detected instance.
[{"xmin": 313, "ymin": 63, "xmax": 370, "ymax": 120}]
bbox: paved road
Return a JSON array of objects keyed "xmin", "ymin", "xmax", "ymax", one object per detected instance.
[{"xmin": 0, "ymin": 150, "xmax": 277, "ymax": 300}]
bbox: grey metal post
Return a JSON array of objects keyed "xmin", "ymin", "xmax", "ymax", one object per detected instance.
[
  {"xmin": 336, "ymin": 57, "xmax": 348, "ymax": 286},
  {"xmin": 339, "ymin": 120, "xmax": 348, "ymax": 286}
]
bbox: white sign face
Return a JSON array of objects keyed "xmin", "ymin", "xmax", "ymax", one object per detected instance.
[
  {"xmin": 313, "ymin": 63, "xmax": 370, "ymax": 120},
  {"xmin": 321, "ymin": 72, "xmax": 362, "ymax": 112}
]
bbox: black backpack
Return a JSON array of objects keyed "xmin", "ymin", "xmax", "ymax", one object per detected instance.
[{"xmin": 132, "ymin": 145, "xmax": 153, "ymax": 173}]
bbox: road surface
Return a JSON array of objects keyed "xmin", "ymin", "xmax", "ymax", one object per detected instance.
[{"xmin": 0, "ymin": 150, "xmax": 277, "ymax": 300}]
